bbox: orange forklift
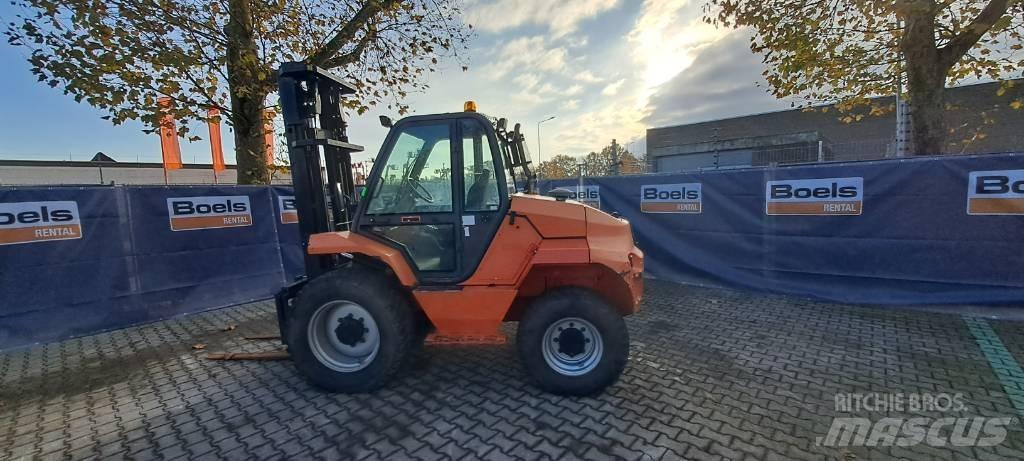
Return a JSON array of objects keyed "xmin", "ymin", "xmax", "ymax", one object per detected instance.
[{"xmin": 275, "ymin": 63, "xmax": 644, "ymax": 395}]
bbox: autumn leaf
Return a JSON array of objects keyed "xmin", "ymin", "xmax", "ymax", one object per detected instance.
[
  {"xmin": 5, "ymin": 0, "xmax": 471, "ymax": 183},
  {"xmin": 706, "ymin": 0, "xmax": 1022, "ymax": 155}
]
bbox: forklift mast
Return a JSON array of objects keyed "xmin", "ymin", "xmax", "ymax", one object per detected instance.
[
  {"xmin": 495, "ymin": 118, "xmax": 537, "ymax": 194},
  {"xmin": 277, "ymin": 62, "xmax": 364, "ymax": 279}
]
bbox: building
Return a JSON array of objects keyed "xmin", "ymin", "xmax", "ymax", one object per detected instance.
[
  {"xmin": 0, "ymin": 159, "xmax": 292, "ymax": 185},
  {"xmin": 646, "ymin": 80, "xmax": 1024, "ymax": 173}
]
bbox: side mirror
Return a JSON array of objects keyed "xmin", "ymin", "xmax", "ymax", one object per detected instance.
[
  {"xmin": 379, "ymin": 115, "xmax": 393, "ymax": 128},
  {"xmin": 548, "ymin": 188, "xmax": 573, "ymax": 201}
]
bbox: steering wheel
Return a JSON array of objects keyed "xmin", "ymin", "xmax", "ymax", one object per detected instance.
[{"xmin": 408, "ymin": 177, "xmax": 434, "ymax": 203}]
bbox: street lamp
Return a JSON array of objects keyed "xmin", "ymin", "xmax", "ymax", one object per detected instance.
[{"xmin": 536, "ymin": 116, "xmax": 556, "ymax": 179}]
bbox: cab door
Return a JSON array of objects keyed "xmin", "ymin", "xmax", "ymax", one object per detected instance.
[
  {"xmin": 357, "ymin": 119, "xmax": 461, "ymax": 284},
  {"xmin": 456, "ymin": 117, "xmax": 508, "ymax": 280},
  {"xmin": 355, "ymin": 115, "xmax": 508, "ymax": 286}
]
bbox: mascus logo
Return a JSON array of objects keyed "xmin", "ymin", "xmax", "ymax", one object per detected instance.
[
  {"xmin": 968, "ymin": 169, "xmax": 1024, "ymax": 215},
  {"xmin": 641, "ymin": 183, "xmax": 702, "ymax": 214},
  {"xmin": 766, "ymin": 177, "xmax": 863, "ymax": 216},
  {"xmin": 279, "ymin": 195, "xmax": 298, "ymax": 224},
  {"xmin": 0, "ymin": 201, "xmax": 82, "ymax": 245},
  {"xmin": 166, "ymin": 196, "xmax": 252, "ymax": 231},
  {"xmin": 568, "ymin": 185, "xmax": 600, "ymax": 208}
]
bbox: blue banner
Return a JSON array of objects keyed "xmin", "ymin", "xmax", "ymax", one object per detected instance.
[
  {"xmin": 2, "ymin": 153, "xmax": 1022, "ymax": 350},
  {"xmin": 543, "ymin": 152, "xmax": 1024, "ymax": 304},
  {"xmin": 0, "ymin": 185, "xmax": 288, "ymax": 350}
]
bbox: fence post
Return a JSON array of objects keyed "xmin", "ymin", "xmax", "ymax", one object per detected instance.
[{"xmin": 817, "ymin": 141, "xmax": 824, "ymax": 163}]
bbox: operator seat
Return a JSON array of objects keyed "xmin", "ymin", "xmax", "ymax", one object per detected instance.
[{"xmin": 465, "ymin": 169, "xmax": 492, "ymax": 210}]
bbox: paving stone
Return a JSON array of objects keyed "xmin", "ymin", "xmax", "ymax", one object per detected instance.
[{"xmin": 1, "ymin": 283, "xmax": 1023, "ymax": 460}]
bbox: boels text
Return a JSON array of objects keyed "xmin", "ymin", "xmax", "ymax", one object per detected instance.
[
  {"xmin": 765, "ymin": 177, "xmax": 863, "ymax": 216},
  {"xmin": 640, "ymin": 183, "xmax": 702, "ymax": 213},
  {"xmin": 568, "ymin": 186, "xmax": 600, "ymax": 208},
  {"xmin": 0, "ymin": 201, "xmax": 82, "ymax": 245},
  {"xmin": 968, "ymin": 169, "xmax": 1024, "ymax": 215},
  {"xmin": 166, "ymin": 196, "xmax": 253, "ymax": 231},
  {"xmin": 279, "ymin": 195, "xmax": 298, "ymax": 224}
]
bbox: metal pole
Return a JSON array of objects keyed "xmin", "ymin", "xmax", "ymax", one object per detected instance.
[
  {"xmin": 894, "ymin": 18, "xmax": 907, "ymax": 158},
  {"xmin": 609, "ymin": 139, "xmax": 619, "ymax": 176},
  {"xmin": 895, "ymin": 76, "xmax": 903, "ymax": 158},
  {"xmin": 817, "ymin": 140, "xmax": 824, "ymax": 163},
  {"xmin": 537, "ymin": 116, "xmax": 555, "ymax": 179},
  {"xmin": 711, "ymin": 128, "xmax": 720, "ymax": 169}
]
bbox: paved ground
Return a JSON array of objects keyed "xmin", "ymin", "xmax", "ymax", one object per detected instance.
[{"xmin": 2, "ymin": 280, "xmax": 1023, "ymax": 460}]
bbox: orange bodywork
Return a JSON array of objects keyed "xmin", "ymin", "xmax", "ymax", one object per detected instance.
[
  {"xmin": 308, "ymin": 231, "xmax": 419, "ymax": 286},
  {"xmin": 414, "ymin": 287, "xmax": 517, "ymax": 336},
  {"xmin": 308, "ymin": 194, "xmax": 644, "ymax": 338}
]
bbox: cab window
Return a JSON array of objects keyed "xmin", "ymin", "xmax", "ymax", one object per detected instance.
[
  {"xmin": 461, "ymin": 119, "xmax": 501, "ymax": 211},
  {"xmin": 366, "ymin": 122, "xmax": 453, "ymax": 215}
]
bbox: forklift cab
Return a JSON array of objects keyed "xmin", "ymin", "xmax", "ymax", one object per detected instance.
[
  {"xmin": 355, "ymin": 112, "xmax": 510, "ymax": 284},
  {"xmin": 278, "ymin": 63, "xmax": 536, "ymax": 290}
]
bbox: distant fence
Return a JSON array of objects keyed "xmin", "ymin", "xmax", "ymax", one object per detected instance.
[
  {"xmin": 648, "ymin": 135, "xmax": 1024, "ymax": 174},
  {"xmin": 0, "ymin": 160, "xmax": 294, "ymax": 186},
  {"xmin": 0, "ymin": 185, "xmax": 302, "ymax": 350},
  {"xmin": 3, "ymin": 153, "xmax": 1023, "ymax": 349},
  {"xmin": 544, "ymin": 152, "xmax": 1024, "ymax": 305}
]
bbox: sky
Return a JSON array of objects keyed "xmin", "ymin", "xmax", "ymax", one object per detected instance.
[{"xmin": 0, "ymin": 0, "xmax": 792, "ymax": 166}]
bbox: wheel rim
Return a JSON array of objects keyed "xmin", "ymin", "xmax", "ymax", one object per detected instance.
[
  {"xmin": 307, "ymin": 300, "xmax": 380, "ymax": 372},
  {"xmin": 541, "ymin": 317, "xmax": 603, "ymax": 376}
]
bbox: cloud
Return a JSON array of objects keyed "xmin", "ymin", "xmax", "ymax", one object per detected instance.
[
  {"xmin": 487, "ymin": 36, "xmax": 569, "ymax": 79},
  {"xmin": 513, "ymin": 73, "xmax": 541, "ymax": 90},
  {"xmin": 601, "ymin": 78, "xmax": 626, "ymax": 96},
  {"xmin": 555, "ymin": 101, "xmax": 649, "ymax": 154},
  {"xmin": 344, "ymin": 1, "xmax": 782, "ymax": 163},
  {"xmin": 629, "ymin": 0, "xmax": 728, "ymax": 88},
  {"xmin": 574, "ymin": 70, "xmax": 604, "ymax": 84},
  {"xmin": 466, "ymin": 0, "xmax": 622, "ymax": 37},
  {"xmin": 643, "ymin": 30, "xmax": 790, "ymax": 128},
  {"xmin": 542, "ymin": 0, "xmax": 741, "ymax": 156},
  {"xmin": 484, "ymin": 35, "xmax": 609, "ymax": 117}
]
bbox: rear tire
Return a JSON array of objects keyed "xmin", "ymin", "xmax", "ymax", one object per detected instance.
[
  {"xmin": 286, "ymin": 267, "xmax": 415, "ymax": 393},
  {"xmin": 517, "ymin": 287, "xmax": 629, "ymax": 396}
]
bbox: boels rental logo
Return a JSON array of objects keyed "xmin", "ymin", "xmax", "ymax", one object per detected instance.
[
  {"xmin": 166, "ymin": 196, "xmax": 253, "ymax": 231},
  {"xmin": 279, "ymin": 195, "xmax": 298, "ymax": 224},
  {"xmin": 0, "ymin": 201, "xmax": 82, "ymax": 245},
  {"xmin": 766, "ymin": 177, "xmax": 863, "ymax": 216},
  {"xmin": 640, "ymin": 183, "xmax": 702, "ymax": 214},
  {"xmin": 570, "ymin": 185, "xmax": 600, "ymax": 208},
  {"xmin": 967, "ymin": 169, "xmax": 1024, "ymax": 215}
]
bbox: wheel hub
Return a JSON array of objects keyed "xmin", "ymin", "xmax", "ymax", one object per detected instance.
[
  {"xmin": 334, "ymin": 313, "xmax": 368, "ymax": 347},
  {"xmin": 308, "ymin": 300, "xmax": 380, "ymax": 372},
  {"xmin": 555, "ymin": 325, "xmax": 588, "ymax": 357},
  {"xmin": 542, "ymin": 317, "xmax": 603, "ymax": 376}
]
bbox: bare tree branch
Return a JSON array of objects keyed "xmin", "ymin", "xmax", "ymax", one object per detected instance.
[
  {"xmin": 306, "ymin": 0, "xmax": 398, "ymax": 66},
  {"xmin": 939, "ymin": 0, "xmax": 1012, "ymax": 67}
]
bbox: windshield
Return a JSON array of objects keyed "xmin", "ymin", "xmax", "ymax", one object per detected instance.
[{"xmin": 366, "ymin": 122, "xmax": 453, "ymax": 215}]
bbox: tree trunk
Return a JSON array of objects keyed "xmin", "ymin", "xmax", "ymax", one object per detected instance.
[
  {"xmin": 226, "ymin": 0, "xmax": 270, "ymax": 185},
  {"xmin": 900, "ymin": 1, "xmax": 948, "ymax": 155}
]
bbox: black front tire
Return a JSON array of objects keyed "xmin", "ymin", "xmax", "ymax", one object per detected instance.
[
  {"xmin": 517, "ymin": 287, "xmax": 629, "ymax": 396},
  {"xmin": 286, "ymin": 267, "xmax": 415, "ymax": 393}
]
